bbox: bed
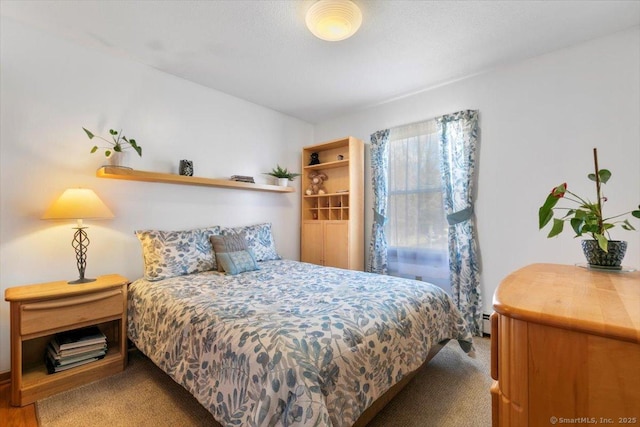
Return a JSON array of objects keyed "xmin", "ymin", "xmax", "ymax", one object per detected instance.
[{"xmin": 128, "ymin": 224, "xmax": 473, "ymax": 427}]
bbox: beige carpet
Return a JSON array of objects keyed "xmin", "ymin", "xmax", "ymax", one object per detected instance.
[{"xmin": 37, "ymin": 337, "xmax": 491, "ymax": 426}]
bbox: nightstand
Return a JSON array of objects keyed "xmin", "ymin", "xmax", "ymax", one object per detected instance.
[{"xmin": 4, "ymin": 274, "xmax": 128, "ymax": 406}]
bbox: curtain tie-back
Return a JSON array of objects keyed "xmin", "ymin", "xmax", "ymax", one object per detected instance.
[
  {"xmin": 374, "ymin": 210, "xmax": 387, "ymax": 226},
  {"xmin": 447, "ymin": 205, "xmax": 474, "ymax": 225}
]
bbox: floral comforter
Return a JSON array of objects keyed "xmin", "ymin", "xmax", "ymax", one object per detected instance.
[{"xmin": 128, "ymin": 260, "xmax": 473, "ymax": 427}]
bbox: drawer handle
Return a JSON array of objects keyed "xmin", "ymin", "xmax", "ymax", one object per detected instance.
[
  {"xmin": 22, "ymin": 289, "xmax": 122, "ymax": 310},
  {"xmin": 490, "ymin": 312, "xmax": 498, "ymax": 380}
]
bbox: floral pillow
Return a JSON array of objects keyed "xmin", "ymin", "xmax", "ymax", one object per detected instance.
[
  {"xmin": 224, "ymin": 222, "xmax": 281, "ymax": 262},
  {"xmin": 135, "ymin": 226, "xmax": 221, "ymax": 281}
]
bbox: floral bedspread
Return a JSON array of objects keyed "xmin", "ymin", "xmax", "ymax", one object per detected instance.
[{"xmin": 128, "ymin": 260, "xmax": 473, "ymax": 427}]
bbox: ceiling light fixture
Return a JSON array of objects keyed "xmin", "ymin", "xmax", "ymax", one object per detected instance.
[{"xmin": 305, "ymin": 0, "xmax": 362, "ymax": 42}]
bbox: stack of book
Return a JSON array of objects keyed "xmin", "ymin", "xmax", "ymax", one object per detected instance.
[
  {"xmin": 230, "ymin": 175, "xmax": 255, "ymax": 183},
  {"xmin": 45, "ymin": 326, "xmax": 107, "ymax": 374}
]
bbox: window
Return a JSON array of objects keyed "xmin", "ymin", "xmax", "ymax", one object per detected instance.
[{"xmin": 386, "ymin": 120, "xmax": 450, "ymax": 293}]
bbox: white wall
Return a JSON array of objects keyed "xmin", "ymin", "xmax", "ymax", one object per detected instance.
[
  {"xmin": 314, "ymin": 27, "xmax": 640, "ymax": 321},
  {"xmin": 2, "ymin": 17, "xmax": 638, "ymax": 374},
  {"xmin": 0, "ymin": 18, "xmax": 313, "ymax": 372}
]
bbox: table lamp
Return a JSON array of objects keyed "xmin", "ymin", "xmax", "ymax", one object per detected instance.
[{"xmin": 42, "ymin": 188, "xmax": 114, "ymax": 284}]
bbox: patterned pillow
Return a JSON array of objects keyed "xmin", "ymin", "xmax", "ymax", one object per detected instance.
[
  {"xmin": 210, "ymin": 234, "xmax": 260, "ymax": 275},
  {"xmin": 210, "ymin": 232, "xmax": 249, "ymax": 272},
  {"xmin": 225, "ymin": 223, "xmax": 281, "ymax": 262},
  {"xmin": 135, "ymin": 226, "xmax": 221, "ymax": 281}
]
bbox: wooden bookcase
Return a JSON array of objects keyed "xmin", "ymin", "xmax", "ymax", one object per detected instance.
[{"xmin": 300, "ymin": 136, "xmax": 364, "ymax": 270}]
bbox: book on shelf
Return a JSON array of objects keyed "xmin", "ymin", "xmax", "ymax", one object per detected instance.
[
  {"xmin": 230, "ymin": 175, "xmax": 255, "ymax": 183},
  {"xmin": 52, "ymin": 326, "xmax": 106, "ymax": 351},
  {"xmin": 51, "ymin": 341, "xmax": 108, "ymax": 358},
  {"xmin": 47, "ymin": 343, "xmax": 107, "ymax": 365},
  {"xmin": 45, "ymin": 326, "xmax": 108, "ymax": 374},
  {"xmin": 45, "ymin": 356, "xmax": 104, "ymax": 374}
]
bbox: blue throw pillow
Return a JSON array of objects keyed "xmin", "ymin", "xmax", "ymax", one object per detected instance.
[{"xmin": 216, "ymin": 250, "xmax": 260, "ymax": 275}]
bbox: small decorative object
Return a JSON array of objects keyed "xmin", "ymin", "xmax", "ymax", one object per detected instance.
[
  {"xmin": 83, "ymin": 127, "xmax": 142, "ymax": 169},
  {"xmin": 179, "ymin": 160, "xmax": 194, "ymax": 176},
  {"xmin": 263, "ymin": 165, "xmax": 301, "ymax": 186},
  {"xmin": 337, "ymin": 154, "xmax": 344, "ymax": 161},
  {"xmin": 306, "ymin": 170, "xmax": 328, "ymax": 195},
  {"xmin": 538, "ymin": 148, "xmax": 640, "ymax": 268},
  {"xmin": 309, "ymin": 152, "xmax": 320, "ymax": 165}
]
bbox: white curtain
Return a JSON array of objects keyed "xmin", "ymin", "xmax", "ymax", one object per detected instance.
[{"xmin": 386, "ymin": 119, "xmax": 451, "ymax": 293}]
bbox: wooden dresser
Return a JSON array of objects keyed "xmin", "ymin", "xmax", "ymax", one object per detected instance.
[{"xmin": 491, "ymin": 263, "xmax": 640, "ymax": 426}]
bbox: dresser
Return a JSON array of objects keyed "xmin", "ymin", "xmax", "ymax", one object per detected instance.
[{"xmin": 491, "ymin": 263, "xmax": 640, "ymax": 426}]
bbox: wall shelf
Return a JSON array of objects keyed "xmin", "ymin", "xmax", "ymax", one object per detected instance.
[{"xmin": 96, "ymin": 167, "xmax": 294, "ymax": 193}]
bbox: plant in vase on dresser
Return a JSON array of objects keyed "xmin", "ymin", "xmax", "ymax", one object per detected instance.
[{"xmin": 538, "ymin": 148, "xmax": 640, "ymax": 268}]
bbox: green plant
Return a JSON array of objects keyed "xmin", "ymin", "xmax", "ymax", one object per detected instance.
[
  {"xmin": 539, "ymin": 148, "xmax": 640, "ymax": 252},
  {"xmin": 263, "ymin": 165, "xmax": 301, "ymax": 181},
  {"xmin": 82, "ymin": 127, "xmax": 142, "ymax": 158}
]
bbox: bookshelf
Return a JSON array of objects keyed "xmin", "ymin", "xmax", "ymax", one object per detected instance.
[{"xmin": 300, "ymin": 137, "xmax": 364, "ymax": 270}]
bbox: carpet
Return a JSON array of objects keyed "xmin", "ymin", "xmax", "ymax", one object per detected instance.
[{"xmin": 37, "ymin": 337, "xmax": 492, "ymax": 426}]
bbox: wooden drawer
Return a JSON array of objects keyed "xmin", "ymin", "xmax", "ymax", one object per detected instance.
[{"xmin": 20, "ymin": 288, "xmax": 124, "ymax": 336}]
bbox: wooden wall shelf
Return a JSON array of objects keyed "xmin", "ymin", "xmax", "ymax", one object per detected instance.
[{"xmin": 96, "ymin": 167, "xmax": 294, "ymax": 193}]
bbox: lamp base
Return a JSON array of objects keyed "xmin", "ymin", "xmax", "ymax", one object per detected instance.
[{"xmin": 68, "ymin": 277, "xmax": 97, "ymax": 285}]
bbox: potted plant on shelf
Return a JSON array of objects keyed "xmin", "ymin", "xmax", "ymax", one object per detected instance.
[
  {"xmin": 538, "ymin": 148, "xmax": 640, "ymax": 269},
  {"xmin": 264, "ymin": 165, "xmax": 301, "ymax": 186},
  {"xmin": 83, "ymin": 127, "xmax": 142, "ymax": 168}
]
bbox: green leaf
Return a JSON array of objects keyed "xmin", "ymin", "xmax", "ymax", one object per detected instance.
[
  {"xmin": 621, "ymin": 219, "xmax": 636, "ymax": 231},
  {"xmin": 573, "ymin": 209, "xmax": 586, "ymax": 219},
  {"xmin": 82, "ymin": 127, "xmax": 95, "ymax": 139},
  {"xmin": 570, "ymin": 217, "xmax": 584, "ymax": 235},
  {"xmin": 588, "ymin": 169, "xmax": 611, "ymax": 184},
  {"xmin": 595, "ymin": 233, "xmax": 608, "ymax": 252},
  {"xmin": 90, "ymin": 146, "xmax": 98, "ymax": 153},
  {"xmin": 109, "ymin": 129, "xmax": 118, "ymax": 135},
  {"xmin": 105, "ymin": 149, "xmax": 112, "ymax": 157},
  {"xmin": 632, "ymin": 209, "xmax": 640, "ymax": 219},
  {"xmin": 538, "ymin": 206, "xmax": 553, "ymax": 229},
  {"xmin": 113, "ymin": 144, "xmax": 122, "ymax": 152},
  {"xmin": 547, "ymin": 218, "xmax": 564, "ymax": 238}
]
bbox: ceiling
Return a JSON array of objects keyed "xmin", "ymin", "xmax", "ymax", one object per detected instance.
[{"xmin": 2, "ymin": 1, "xmax": 639, "ymax": 123}]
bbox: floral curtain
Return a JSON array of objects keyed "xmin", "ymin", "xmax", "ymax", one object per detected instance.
[
  {"xmin": 367, "ymin": 129, "xmax": 390, "ymax": 274},
  {"xmin": 437, "ymin": 110, "xmax": 482, "ymax": 336}
]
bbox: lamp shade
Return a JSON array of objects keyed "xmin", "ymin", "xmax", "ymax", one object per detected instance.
[
  {"xmin": 42, "ymin": 188, "xmax": 114, "ymax": 220},
  {"xmin": 306, "ymin": 0, "xmax": 362, "ymax": 42}
]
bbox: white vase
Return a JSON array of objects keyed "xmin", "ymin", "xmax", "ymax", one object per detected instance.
[
  {"xmin": 277, "ymin": 178, "xmax": 289, "ymax": 186},
  {"xmin": 106, "ymin": 151, "xmax": 130, "ymax": 169}
]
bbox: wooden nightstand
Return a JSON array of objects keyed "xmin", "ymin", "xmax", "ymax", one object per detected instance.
[{"xmin": 4, "ymin": 274, "xmax": 128, "ymax": 406}]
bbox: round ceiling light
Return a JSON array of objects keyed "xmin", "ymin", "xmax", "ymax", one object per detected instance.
[{"xmin": 305, "ymin": 0, "xmax": 363, "ymax": 42}]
